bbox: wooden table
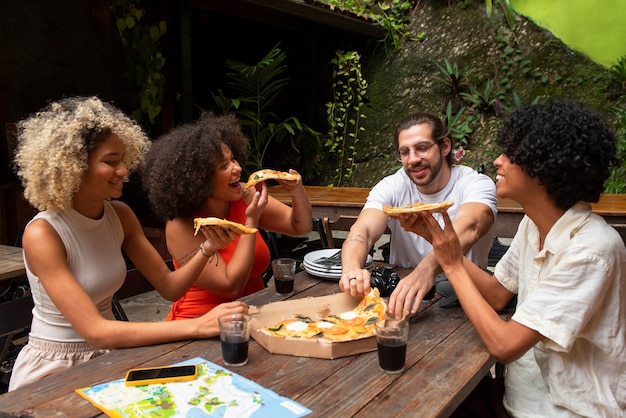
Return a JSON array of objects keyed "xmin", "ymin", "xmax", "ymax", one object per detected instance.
[
  {"xmin": 0, "ymin": 245, "xmax": 25, "ymax": 282},
  {"xmin": 0, "ymin": 269, "xmax": 496, "ymax": 417},
  {"xmin": 271, "ymin": 186, "xmax": 626, "ymax": 239}
]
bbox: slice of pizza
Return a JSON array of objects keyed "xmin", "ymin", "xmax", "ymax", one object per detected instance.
[
  {"xmin": 193, "ymin": 217, "xmax": 258, "ymax": 236},
  {"xmin": 259, "ymin": 288, "xmax": 387, "ymax": 342},
  {"xmin": 382, "ymin": 200, "xmax": 454, "ymax": 215},
  {"xmin": 244, "ymin": 169, "xmax": 299, "ymax": 190}
]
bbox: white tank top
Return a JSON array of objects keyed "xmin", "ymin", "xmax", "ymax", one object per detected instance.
[{"xmin": 26, "ymin": 200, "xmax": 126, "ymax": 342}]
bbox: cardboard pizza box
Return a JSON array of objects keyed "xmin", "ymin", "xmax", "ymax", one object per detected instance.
[{"xmin": 249, "ymin": 292, "xmax": 377, "ymax": 360}]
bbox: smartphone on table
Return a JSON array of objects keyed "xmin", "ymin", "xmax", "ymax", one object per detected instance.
[{"xmin": 124, "ymin": 364, "xmax": 198, "ymax": 386}]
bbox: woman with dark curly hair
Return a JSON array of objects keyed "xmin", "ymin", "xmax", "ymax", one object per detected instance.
[
  {"xmin": 9, "ymin": 97, "xmax": 247, "ymax": 391},
  {"xmin": 141, "ymin": 112, "xmax": 312, "ymax": 319},
  {"xmin": 400, "ymin": 102, "xmax": 626, "ymax": 417}
]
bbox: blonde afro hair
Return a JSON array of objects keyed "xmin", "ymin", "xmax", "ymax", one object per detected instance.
[{"xmin": 13, "ymin": 96, "xmax": 150, "ymax": 211}]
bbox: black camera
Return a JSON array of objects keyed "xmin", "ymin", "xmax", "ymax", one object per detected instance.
[{"xmin": 370, "ymin": 266, "xmax": 400, "ymax": 297}]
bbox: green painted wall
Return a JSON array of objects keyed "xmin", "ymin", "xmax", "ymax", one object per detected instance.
[{"xmin": 511, "ymin": 0, "xmax": 626, "ymax": 68}]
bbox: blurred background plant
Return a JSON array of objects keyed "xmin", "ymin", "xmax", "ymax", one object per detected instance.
[
  {"xmin": 485, "ymin": 0, "xmax": 515, "ymax": 29},
  {"xmin": 461, "ymin": 79, "xmax": 506, "ymax": 118},
  {"xmin": 435, "ymin": 59, "xmax": 472, "ymax": 98},
  {"xmin": 609, "ymin": 55, "xmax": 626, "ymax": 94},
  {"xmin": 111, "ymin": 0, "xmax": 167, "ymax": 130},
  {"xmin": 603, "ymin": 56, "xmax": 626, "ymax": 193},
  {"xmin": 444, "ymin": 102, "xmax": 475, "ymax": 150},
  {"xmin": 314, "ymin": 0, "xmax": 417, "ymax": 52},
  {"xmin": 209, "ymin": 44, "xmax": 321, "ymax": 178},
  {"xmin": 604, "ymin": 105, "xmax": 626, "ymax": 193}
]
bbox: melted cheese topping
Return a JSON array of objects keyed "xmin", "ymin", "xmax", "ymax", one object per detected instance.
[
  {"xmin": 316, "ymin": 321, "xmax": 336, "ymax": 329},
  {"xmin": 339, "ymin": 311, "xmax": 357, "ymax": 320},
  {"xmin": 285, "ymin": 321, "xmax": 309, "ymax": 332}
]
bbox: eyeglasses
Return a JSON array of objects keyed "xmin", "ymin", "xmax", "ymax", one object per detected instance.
[{"xmin": 393, "ymin": 141, "xmax": 440, "ymax": 162}]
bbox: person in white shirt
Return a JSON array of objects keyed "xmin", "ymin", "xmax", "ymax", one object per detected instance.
[
  {"xmin": 9, "ymin": 96, "xmax": 248, "ymax": 391},
  {"xmin": 401, "ymin": 101, "xmax": 626, "ymax": 417},
  {"xmin": 340, "ymin": 112, "xmax": 497, "ymax": 317}
]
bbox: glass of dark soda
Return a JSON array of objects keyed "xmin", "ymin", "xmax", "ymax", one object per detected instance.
[
  {"xmin": 271, "ymin": 258, "xmax": 296, "ymax": 296},
  {"xmin": 218, "ymin": 313, "xmax": 251, "ymax": 366},
  {"xmin": 375, "ymin": 317, "xmax": 409, "ymax": 374}
]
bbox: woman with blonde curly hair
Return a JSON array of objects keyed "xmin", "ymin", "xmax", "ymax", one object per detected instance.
[{"xmin": 9, "ymin": 97, "xmax": 247, "ymax": 391}]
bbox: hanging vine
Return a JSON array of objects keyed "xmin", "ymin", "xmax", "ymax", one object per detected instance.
[{"xmin": 325, "ymin": 50, "xmax": 367, "ymax": 186}]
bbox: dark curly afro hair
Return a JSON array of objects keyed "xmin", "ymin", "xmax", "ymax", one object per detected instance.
[
  {"xmin": 141, "ymin": 112, "xmax": 248, "ymax": 220},
  {"xmin": 495, "ymin": 101, "xmax": 619, "ymax": 210}
]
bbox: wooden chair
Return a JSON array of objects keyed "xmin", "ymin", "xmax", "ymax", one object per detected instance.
[
  {"xmin": 321, "ymin": 216, "xmax": 359, "ymax": 249},
  {"xmin": 0, "ymin": 295, "xmax": 32, "ymax": 359},
  {"xmin": 321, "ymin": 216, "xmax": 391, "ymax": 261},
  {"xmin": 260, "ymin": 218, "xmax": 330, "ymax": 283},
  {"xmin": 0, "ymin": 289, "xmax": 33, "ymax": 390}
]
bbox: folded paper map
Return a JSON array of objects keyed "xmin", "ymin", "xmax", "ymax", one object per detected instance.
[{"xmin": 76, "ymin": 357, "xmax": 311, "ymax": 417}]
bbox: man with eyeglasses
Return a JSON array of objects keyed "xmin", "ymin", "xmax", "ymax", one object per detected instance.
[{"xmin": 339, "ymin": 112, "xmax": 497, "ymax": 319}]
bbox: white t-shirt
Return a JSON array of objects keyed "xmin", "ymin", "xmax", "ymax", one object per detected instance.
[
  {"xmin": 495, "ymin": 202, "xmax": 626, "ymax": 417},
  {"xmin": 364, "ymin": 165, "xmax": 497, "ymax": 268},
  {"xmin": 26, "ymin": 201, "xmax": 126, "ymax": 342}
]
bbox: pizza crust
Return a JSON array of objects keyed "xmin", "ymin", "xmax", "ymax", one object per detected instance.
[
  {"xmin": 193, "ymin": 217, "xmax": 258, "ymax": 235},
  {"xmin": 244, "ymin": 169, "xmax": 299, "ymax": 189},
  {"xmin": 382, "ymin": 200, "xmax": 454, "ymax": 215}
]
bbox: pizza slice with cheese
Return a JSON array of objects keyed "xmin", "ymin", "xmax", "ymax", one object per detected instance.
[
  {"xmin": 244, "ymin": 169, "xmax": 299, "ymax": 190},
  {"xmin": 382, "ymin": 200, "xmax": 454, "ymax": 215},
  {"xmin": 259, "ymin": 289, "xmax": 387, "ymax": 342},
  {"xmin": 193, "ymin": 217, "xmax": 258, "ymax": 236}
]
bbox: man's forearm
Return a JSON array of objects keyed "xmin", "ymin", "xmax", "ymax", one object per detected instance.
[
  {"xmin": 411, "ymin": 252, "xmax": 441, "ymax": 289},
  {"xmin": 341, "ymin": 232, "xmax": 370, "ymax": 270}
]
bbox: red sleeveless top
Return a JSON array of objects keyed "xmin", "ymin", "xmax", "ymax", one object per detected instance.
[{"xmin": 166, "ymin": 199, "xmax": 269, "ymax": 320}]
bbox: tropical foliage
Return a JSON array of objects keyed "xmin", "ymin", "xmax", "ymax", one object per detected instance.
[{"xmin": 210, "ymin": 45, "xmax": 321, "ymax": 176}]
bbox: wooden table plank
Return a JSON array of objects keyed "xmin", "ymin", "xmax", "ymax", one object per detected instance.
[
  {"xmin": 0, "ymin": 245, "xmax": 25, "ymax": 282},
  {"xmin": 0, "ymin": 341, "xmax": 192, "ymax": 416},
  {"xmin": 358, "ymin": 320, "xmax": 492, "ymax": 417},
  {"xmin": 295, "ymin": 306, "xmax": 474, "ymax": 417}
]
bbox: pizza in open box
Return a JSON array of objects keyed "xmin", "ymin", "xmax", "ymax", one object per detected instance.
[
  {"xmin": 193, "ymin": 217, "xmax": 258, "ymax": 235},
  {"xmin": 259, "ymin": 289, "xmax": 387, "ymax": 342},
  {"xmin": 382, "ymin": 200, "xmax": 454, "ymax": 215},
  {"xmin": 244, "ymin": 169, "xmax": 299, "ymax": 190}
]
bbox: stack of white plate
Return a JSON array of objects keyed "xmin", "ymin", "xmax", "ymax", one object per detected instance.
[{"xmin": 303, "ymin": 249, "xmax": 374, "ymax": 280}]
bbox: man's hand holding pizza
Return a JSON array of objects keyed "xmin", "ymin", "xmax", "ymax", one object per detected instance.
[
  {"xmin": 403, "ymin": 211, "xmax": 465, "ymax": 271},
  {"xmin": 389, "ymin": 201, "xmax": 494, "ymax": 318}
]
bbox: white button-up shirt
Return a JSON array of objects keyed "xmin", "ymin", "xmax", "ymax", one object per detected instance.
[{"xmin": 495, "ymin": 202, "xmax": 626, "ymax": 417}]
